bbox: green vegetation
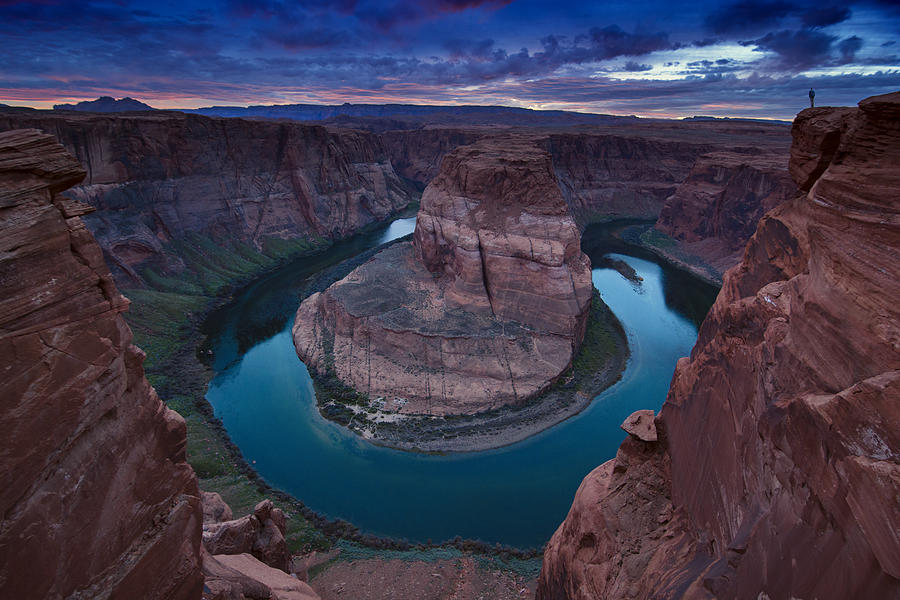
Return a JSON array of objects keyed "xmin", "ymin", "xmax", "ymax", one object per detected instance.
[
  {"xmin": 565, "ymin": 292, "xmax": 628, "ymax": 393},
  {"xmin": 639, "ymin": 226, "xmax": 678, "ymax": 249},
  {"xmin": 122, "ymin": 231, "xmax": 334, "ymax": 553},
  {"xmin": 635, "ymin": 225, "xmax": 722, "ymax": 285}
]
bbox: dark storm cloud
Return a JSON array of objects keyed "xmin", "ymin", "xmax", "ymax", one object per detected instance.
[
  {"xmin": 705, "ymin": 1, "xmax": 794, "ymax": 34},
  {"xmin": 801, "ymin": 6, "xmax": 852, "ymax": 28},
  {"xmin": 705, "ymin": 0, "xmax": 852, "ymax": 34},
  {"xmin": 585, "ymin": 26, "xmax": 676, "ymax": 58},
  {"xmin": 622, "ymin": 61, "xmax": 653, "ymax": 71},
  {"xmin": 744, "ymin": 29, "xmax": 837, "ymax": 70},
  {"xmin": 349, "ymin": 0, "xmax": 513, "ymax": 32},
  {"xmin": 839, "ymin": 36, "xmax": 864, "ymax": 63}
]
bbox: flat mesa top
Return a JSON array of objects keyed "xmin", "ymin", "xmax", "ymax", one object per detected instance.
[{"xmin": 327, "ymin": 242, "xmax": 527, "ymax": 338}]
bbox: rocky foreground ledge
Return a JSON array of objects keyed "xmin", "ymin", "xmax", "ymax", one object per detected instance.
[
  {"xmin": 537, "ymin": 91, "xmax": 900, "ymax": 600},
  {"xmin": 294, "ymin": 138, "xmax": 628, "ymax": 450},
  {"xmin": 0, "ymin": 129, "xmax": 203, "ymax": 598}
]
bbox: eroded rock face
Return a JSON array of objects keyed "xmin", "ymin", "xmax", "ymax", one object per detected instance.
[
  {"xmin": 0, "ymin": 112, "xmax": 414, "ymax": 285},
  {"xmin": 621, "ymin": 409, "xmax": 658, "ymax": 442},
  {"xmin": 202, "ymin": 500, "xmax": 291, "ymax": 573},
  {"xmin": 0, "ymin": 129, "xmax": 203, "ymax": 598},
  {"xmin": 538, "ymin": 92, "xmax": 900, "ymax": 600},
  {"xmin": 294, "ymin": 139, "xmax": 592, "ymax": 415},
  {"xmin": 413, "ymin": 139, "xmax": 592, "ymax": 337},
  {"xmin": 544, "ymin": 132, "xmax": 711, "ymax": 225},
  {"xmin": 654, "ymin": 150, "xmax": 796, "ymax": 276}
]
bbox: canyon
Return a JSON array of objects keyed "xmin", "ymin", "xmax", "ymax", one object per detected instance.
[
  {"xmin": 6, "ymin": 94, "xmax": 882, "ymax": 599},
  {"xmin": 0, "ymin": 107, "xmax": 793, "ymax": 294},
  {"xmin": 293, "ymin": 138, "xmax": 600, "ymax": 426},
  {"xmin": 538, "ymin": 91, "xmax": 900, "ymax": 600},
  {"xmin": 379, "ymin": 121, "xmax": 795, "ymax": 284}
]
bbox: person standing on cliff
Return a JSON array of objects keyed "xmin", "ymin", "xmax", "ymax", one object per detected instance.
[{"xmin": 809, "ymin": 88, "xmax": 815, "ymax": 108}]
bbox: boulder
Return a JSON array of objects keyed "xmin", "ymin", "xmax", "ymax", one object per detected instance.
[
  {"xmin": 203, "ymin": 499, "xmax": 291, "ymax": 573},
  {"xmin": 203, "ymin": 491, "xmax": 235, "ymax": 524},
  {"xmin": 621, "ymin": 410, "xmax": 658, "ymax": 442},
  {"xmin": 202, "ymin": 550, "xmax": 320, "ymax": 600}
]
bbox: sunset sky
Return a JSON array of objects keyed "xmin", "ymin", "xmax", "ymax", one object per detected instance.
[{"xmin": 2, "ymin": 0, "xmax": 899, "ymax": 119}]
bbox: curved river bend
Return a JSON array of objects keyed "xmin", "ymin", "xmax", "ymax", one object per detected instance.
[{"xmin": 204, "ymin": 217, "xmax": 718, "ymax": 549}]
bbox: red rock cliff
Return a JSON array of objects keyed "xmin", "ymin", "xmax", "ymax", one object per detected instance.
[
  {"xmin": 538, "ymin": 92, "xmax": 900, "ymax": 600},
  {"xmin": 0, "ymin": 112, "xmax": 414, "ymax": 285},
  {"xmin": 0, "ymin": 129, "xmax": 203, "ymax": 598},
  {"xmin": 654, "ymin": 150, "xmax": 796, "ymax": 278}
]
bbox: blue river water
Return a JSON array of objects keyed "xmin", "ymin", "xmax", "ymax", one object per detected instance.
[{"xmin": 204, "ymin": 217, "xmax": 717, "ymax": 549}]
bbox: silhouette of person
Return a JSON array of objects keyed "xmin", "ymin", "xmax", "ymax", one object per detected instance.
[{"xmin": 809, "ymin": 88, "xmax": 815, "ymax": 108}]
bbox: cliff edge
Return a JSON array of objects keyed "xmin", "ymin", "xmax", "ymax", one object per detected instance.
[
  {"xmin": 0, "ymin": 129, "xmax": 203, "ymax": 598},
  {"xmin": 538, "ymin": 92, "xmax": 900, "ymax": 599}
]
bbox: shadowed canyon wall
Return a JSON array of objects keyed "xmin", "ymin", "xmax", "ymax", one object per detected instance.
[
  {"xmin": 0, "ymin": 112, "xmax": 415, "ymax": 286},
  {"xmin": 653, "ymin": 150, "xmax": 796, "ymax": 277},
  {"xmin": 0, "ymin": 129, "xmax": 203, "ymax": 599},
  {"xmin": 538, "ymin": 91, "xmax": 900, "ymax": 600}
]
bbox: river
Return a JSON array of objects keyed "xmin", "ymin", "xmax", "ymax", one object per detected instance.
[{"xmin": 204, "ymin": 217, "xmax": 718, "ymax": 549}]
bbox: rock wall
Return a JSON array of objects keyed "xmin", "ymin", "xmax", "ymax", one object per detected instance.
[
  {"xmin": 538, "ymin": 92, "xmax": 900, "ymax": 600},
  {"xmin": 0, "ymin": 129, "xmax": 203, "ymax": 598},
  {"xmin": 381, "ymin": 128, "xmax": 486, "ymax": 185},
  {"xmin": 654, "ymin": 150, "xmax": 797, "ymax": 276},
  {"xmin": 543, "ymin": 132, "xmax": 711, "ymax": 225},
  {"xmin": 294, "ymin": 139, "xmax": 592, "ymax": 415},
  {"xmin": 382, "ymin": 123, "xmax": 792, "ymax": 232},
  {"xmin": 0, "ymin": 112, "xmax": 414, "ymax": 285}
]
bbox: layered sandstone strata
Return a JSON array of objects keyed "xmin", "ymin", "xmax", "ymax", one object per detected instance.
[
  {"xmin": 294, "ymin": 139, "xmax": 592, "ymax": 415},
  {"xmin": 653, "ymin": 150, "xmax": 796, "ymax": 277},
  {"xmin": 381, "ymin": 121, "xmax": 792, "ymax": 228},
  {"xmin": 0, "ymin": 111, "xmax": 414, "ymax": 285},
  {"xmin": 538, "ymin": 92, "xmax": 900, "ymax": 600},
  {"xmin": 0, "ymin": 129, "xmax": 203, "ymax": 598}
]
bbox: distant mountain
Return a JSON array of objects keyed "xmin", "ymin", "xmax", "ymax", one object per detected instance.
[
  {"xmin": 0, "ymin": 104, "xmax": 38, "ymax": 114},
  {"xmin": 188, "ymin": 102, "xmax": 637, "ymax": 127},
  {"xmin": 53, "ymin": 96, "xmax": 155, "ymax": 113}
]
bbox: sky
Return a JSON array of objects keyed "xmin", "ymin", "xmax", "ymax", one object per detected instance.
[{"xmin": 1, "ymin": 0, "xmax": 898, "ymax": 119}]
